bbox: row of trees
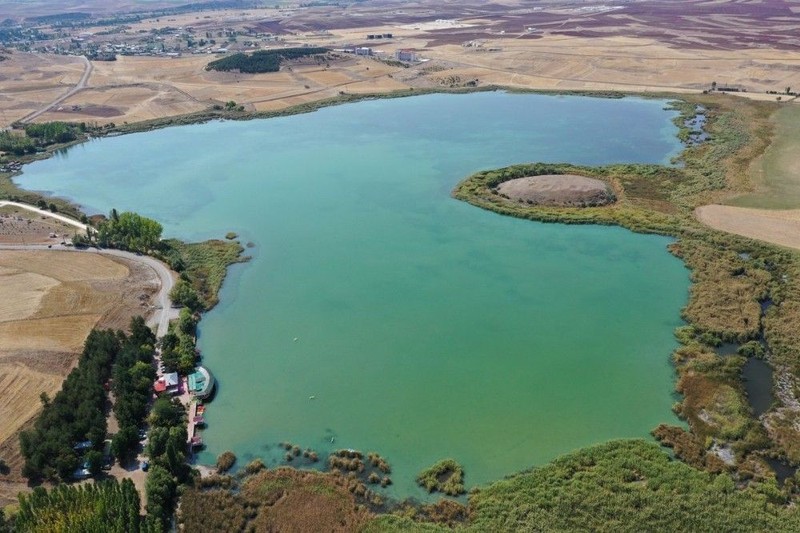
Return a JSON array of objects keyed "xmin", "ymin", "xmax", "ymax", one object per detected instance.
[
  {"xmin": 145, "ymin": 397, "xmax": 191, "ymax": 530},
  {"xmin": 110, "ymin": 317, "xmax": 157, "ymax": 463},
  {"xmin": 0, "ymin": 122, "xmax": 85, "ymax": 156},
  {"xmin": 206, "ymin": 47, "xmax": 329, "ymax": 73},
  {"xmin": 160, "ymin": 308, "xmax": 200, "ymax": 374},
  {"xmin": 24, "ymin": 121, "xmax": 81, "ymax": 145},
  {"xmin": 0, "ymin": 131, "xmax": 36, "ymax": 155},
  {"xmin": 20, "ymin": 317, "xmax": 158, "ymax": 481},
  {"xmin": 14, "ymin": 480, "xmax": 142, "ymax": 532},
  {"xmin": 19, "ymin": 329, "xmax": 120, "ymax": 481}
]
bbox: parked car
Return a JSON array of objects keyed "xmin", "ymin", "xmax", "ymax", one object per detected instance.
[{"xmin": 72, "ymin": 468, "xmax": 92, "ymax": 480}]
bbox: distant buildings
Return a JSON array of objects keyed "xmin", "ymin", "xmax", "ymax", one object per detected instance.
[
  {"xmin": 395, "ymin": 49, "xmax": 417, "ymax": 62},
  {"xmin": 339, "ymin": 46, "xmax": 373, "ymax": 56}
]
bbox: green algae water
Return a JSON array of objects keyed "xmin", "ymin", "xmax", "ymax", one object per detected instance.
[{"xmin": 16, "ymin": 92, "xmax": 689, "ymax": 498}]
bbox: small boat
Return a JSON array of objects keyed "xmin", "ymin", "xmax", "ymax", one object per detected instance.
[{"xmin": 309, "ymin": 395, "xmax": 316, "ymax": 400}]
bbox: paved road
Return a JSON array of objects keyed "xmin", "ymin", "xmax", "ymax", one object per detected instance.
[{"xmin": 17, "ymin": 55, "xmax": 93, "ymax": 125}]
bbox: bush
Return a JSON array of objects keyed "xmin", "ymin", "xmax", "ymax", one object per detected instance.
[
  {"xmin": 216, "ymin": 451, "xmax": 237, "ymax": 473},
  {"xmin": 416, "ymin": 459, "xmax": 465, "ymax": 496}
]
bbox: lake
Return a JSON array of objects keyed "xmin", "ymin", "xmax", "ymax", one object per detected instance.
[{"xmin": 16, "ymin": 92, "xmax": 689, "ymax": 498}]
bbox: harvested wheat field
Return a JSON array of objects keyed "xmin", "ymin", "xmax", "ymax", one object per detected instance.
[
  {"xmin": 696, "ymin": 205, "xmax": 800, "ymax": 252},
  {"xmin": 0, "ymin": 250, "xmax": 159, "ymax": 505}
]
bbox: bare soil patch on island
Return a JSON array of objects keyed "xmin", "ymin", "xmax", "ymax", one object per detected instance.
[{"xmin": 496, "ymin": 174, "xmax": 615, "ymax": 207}]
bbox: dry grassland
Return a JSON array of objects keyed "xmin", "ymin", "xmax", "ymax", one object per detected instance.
[
  {"xmin": 0, "ymin": 250, "xmax": 158, "ymax": 503},
  {"xmin": 696, "ymin": 205, "xmax": 800, "ymax": 251},
  {"xmin": 0, "ymin": 53, "xmax": 87, "ymax": 126},
  {"xmin": 4, "ymin": 3, "xmax": 800, "ymax": 129},
  {"xmin": 695, "ymin": 104, "xmax": 800, "ymax": 250}
]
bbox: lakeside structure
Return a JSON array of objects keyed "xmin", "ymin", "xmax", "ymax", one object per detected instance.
[{"xmin": 188, "ymin": 365, "xmax": 215, "ymax": 400}]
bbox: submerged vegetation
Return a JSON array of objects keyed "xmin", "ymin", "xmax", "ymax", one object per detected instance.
[{"xmin": 416, "ymin": 459, "xmax": 466, "ymax": 496}]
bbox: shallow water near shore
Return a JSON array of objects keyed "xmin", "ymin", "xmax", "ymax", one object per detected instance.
[{"xmin": 17, "ymin": 92, "xmax": 689, "ymax": 498}]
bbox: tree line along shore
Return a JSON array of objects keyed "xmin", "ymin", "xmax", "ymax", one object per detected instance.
[{"xmin": 3, "ymin": 89, "xmax": 800, "ymax": 530}]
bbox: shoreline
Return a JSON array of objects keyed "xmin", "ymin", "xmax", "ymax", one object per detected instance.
[
  {"xmin": 3, "ymin": 87, "xmax": 799, "ymax": 513},
  {"xmin": 1, "ymin": 86, "xmax": 691, "ymax": 219}
]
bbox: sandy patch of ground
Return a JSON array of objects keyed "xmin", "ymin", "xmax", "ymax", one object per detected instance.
[
  {"xmin": 497, "ymin": 174, "xmax": 615, "ymax": 207},
  {"xmin": 696, "ymin": 205, "xmax": 800, "ymax": 251}
]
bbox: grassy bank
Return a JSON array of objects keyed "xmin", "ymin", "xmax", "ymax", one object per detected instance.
[
  {"xmin": 366, "ymin": 440, "xmax": 800, "ymax": 532},
  {"xmin": 160, "ymin": 239, "xmax": 247, "ymax": 310},
  {"xmin": 730, "ymin": 104, "xmax": 800, "ymax": 209}
]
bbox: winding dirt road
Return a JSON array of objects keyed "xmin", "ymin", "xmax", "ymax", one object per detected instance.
[{"xmin": 17, "ymin": 55, "xmax": 93, "ymax": 125}]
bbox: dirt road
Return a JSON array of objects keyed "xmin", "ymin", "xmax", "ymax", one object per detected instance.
[{"xmin": 17, "ymin": 55, "xmax": 93, "ymax": 125}]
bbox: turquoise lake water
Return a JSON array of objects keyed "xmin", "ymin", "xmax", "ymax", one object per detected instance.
[{"xmin": 16, "ymin": 92, "xmax": 689, "ymax": 498}]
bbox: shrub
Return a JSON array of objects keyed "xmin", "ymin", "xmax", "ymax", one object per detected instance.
[{"xmin": 216, "ymin": 451, "xmax": 237, "ymax": 473}]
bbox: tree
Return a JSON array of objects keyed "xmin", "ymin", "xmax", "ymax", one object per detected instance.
[
  {"xmin": 177, "ymin": 307, "xmax": 197, "ymax": 336},
  {"xmin": 85, "ymin": 450, "xmax": 104, "ymax": 477},
  {"xmin": 145, "ymin": 465, "xmax": 177, "ymax": 529},
  {"xmin": 111, "ymin": 426, "xmax": 139, "ymax": 464},
  {"xmin": 97, "ymin": 210, "xmax": 162, "ymax": 252},
  {"xmin": 169, "ymin": 280, "xmax": 201, "ymax": 311},
  {"xmin": 149, "ymin": 397, "xmax": 184, "ymax": 428}
]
